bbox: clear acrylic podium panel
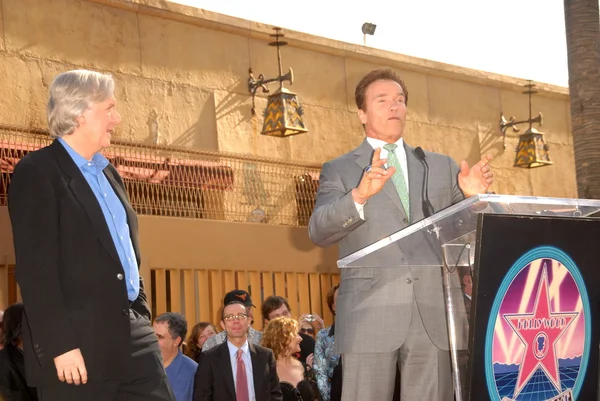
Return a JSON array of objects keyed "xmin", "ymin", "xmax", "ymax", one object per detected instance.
[
  {"xmin": 336, "ymin": 194, "xmax": 600, "ymax": 400},
  {"xmin": 338, "ymin": 194, "xmax": 600, "ymax": 269}
]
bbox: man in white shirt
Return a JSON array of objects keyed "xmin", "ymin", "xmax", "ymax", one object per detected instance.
[
  {"xmin": 201, "ymin": 290, "xmax": 262, "ymax": 352},
  {"xmin": 192, "ymin": 301, "xmax": 282, "ymax": 401}
]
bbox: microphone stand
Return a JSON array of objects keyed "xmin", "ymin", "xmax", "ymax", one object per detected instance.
[
  {"xmin": 415, "ymin": 147, "xmax": 464, "ymax": 401},
  {"xmin": 415, "ymin": 147, "xmax": 435, "ymax": 218}
]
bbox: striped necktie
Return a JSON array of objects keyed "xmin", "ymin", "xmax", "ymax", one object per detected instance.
[
  {"xmin": 383, "ymin": 143, "xmax": 410, "ymax": 217},
  {"xmin": 236, "ymin": 348, "xmax": 250, "ymax": 401}
]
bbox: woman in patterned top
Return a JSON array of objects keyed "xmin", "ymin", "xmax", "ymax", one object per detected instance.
[{"xmin": 313, "ymin": 285, "xmax": 340, "ymax": 401}]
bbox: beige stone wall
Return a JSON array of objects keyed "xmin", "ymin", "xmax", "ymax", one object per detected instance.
[{"xmin": 0, "ymin": 0, "xmax": 575, "ymax": 197}]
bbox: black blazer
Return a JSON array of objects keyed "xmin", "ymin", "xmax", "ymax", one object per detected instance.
[
  {"xmin": 0, "ymin": 344, "xmax": 38, "ymax": 401},
  {"xmin": 193, "ymin": 341, "xmax": 283, "ymax": 401},
  {"xmin": 8, "ymin": 140, "xmax": 151, "ymax": 387}
]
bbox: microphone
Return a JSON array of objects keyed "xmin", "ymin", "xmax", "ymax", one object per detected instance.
[{"xmin": 414, "ymin": 147, "xmax": 435, "ymax": 218}]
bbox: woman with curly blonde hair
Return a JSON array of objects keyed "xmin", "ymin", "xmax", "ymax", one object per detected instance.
[{"xmin": 262, "ymin": 317, "xmax": 322, "ymax": 401}]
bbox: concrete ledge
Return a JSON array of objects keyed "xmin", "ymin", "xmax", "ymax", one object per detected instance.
[{"xmin": 88, "ymin": 0, "xmax": 569, "ymax": 98}]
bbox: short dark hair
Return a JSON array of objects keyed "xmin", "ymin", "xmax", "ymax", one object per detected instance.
[
  {"xmin": 2, "ymin": 303, "xmax": 24, "ymax": 347},
  {"xmin": 221, "ymin": 301, "xmax": 246, "ymax": 320},
  {"xmin": 326, "ymin": 285, "xmax": 340, "ymax": 315},
  {"xmin": 154, "ymin": 312, "xmax": 187, "ymax": 346},
  {"xmin": 355, "ymin": 68, "xmax": 409, "ymax": 111},
  {"xmin": 261, "ymin": 296, "xmax": 291, "ymax": 322}
]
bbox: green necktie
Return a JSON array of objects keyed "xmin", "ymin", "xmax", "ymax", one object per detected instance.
[{"xmin": 383, "ymin": 143, "xmax": 410, "ymax": 217}]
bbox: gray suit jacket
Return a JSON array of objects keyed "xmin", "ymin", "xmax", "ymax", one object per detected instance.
[{"xmin": 308, "ymin": 139, "xmax": 464, "ymax": 354}]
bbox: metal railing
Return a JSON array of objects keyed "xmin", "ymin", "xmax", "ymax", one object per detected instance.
[{"xmin": 0, "ymin": 124, "xmax": 322, "ymax": 226}]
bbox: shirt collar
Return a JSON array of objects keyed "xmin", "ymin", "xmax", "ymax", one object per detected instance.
[
  {"xmin": 58, "ymin": 137, "xmax": 109, "ymax": 172},
  {"xmin": 227, "ymin": 339, "xmax": 249, "ymax": 358},
  {"xmin": 366, "ymin": 136, "xmax": 404, "ymax": 152}
]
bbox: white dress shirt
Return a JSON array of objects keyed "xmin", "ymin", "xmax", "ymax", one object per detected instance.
[
  {"xmin": 227, "ymin": 340, "xmax": 256, "ymax": 401},
  {"xmin": 355, "ymin": 137, "xmax": 410, "ymax": 218}
]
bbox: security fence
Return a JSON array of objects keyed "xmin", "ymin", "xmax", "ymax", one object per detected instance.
[{"xmin": 0, "ymin": 124, "xmax": 322, "ymax": 226}]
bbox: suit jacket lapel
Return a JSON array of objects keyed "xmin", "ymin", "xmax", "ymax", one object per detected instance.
[
  {"xmin": 354, "ymin": 138, "xmax": 407, "ymax": 219},
  {"xmin": 51, "ymin": 140, "xmax": 121, "ymax": 267},
  {"xmin": 217, "ymin": 343, "xmax": 237, "ymax": 400},
  {"xmin": 382, "ymin": 179, "xmax": 407, "ymax": 219},
  {"xmin": 404, "ymin": 142, "xmax": 425, "ymax": 222},
  {"xmin": 353, "ymin": 139, "xmax": 373, "ymax": 173},
  {"xmin": 249, "ymin": 343, "xmax": 263, "ymax": 395},
  {"xmin": 103, "ymin": 166, "xmax": 141, "ymax": 264}
]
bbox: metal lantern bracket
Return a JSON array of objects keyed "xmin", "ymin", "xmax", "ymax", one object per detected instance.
[
  {"xmin": 247, "ymin": 27, "xmax": 308, "ymax": 137},
  {"xmin": 248, "ymin": 27, "xmax": 294, "ymax": 115},
  {"xmin": 248, "ymin": 67, "xmax": 294, "ymax": 115},
  {"xmin": 500, "ymin": 112, "xmax": 543, "ymax": 149},
  {"xmin": 499, "ymin": 81, "xmax": 543, "ymax": 150},
  {"xmin": 499, "ymin": 81, "xmax": 553, "ymax": 168}
]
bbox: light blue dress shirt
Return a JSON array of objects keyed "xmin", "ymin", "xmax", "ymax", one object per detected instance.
[
  {"xmin": 227, "ymin": 340, "xmax": 256, "ymax": 401},
  {"xmin": 58, "ymin": 138, "xmax": 140, "ymax": 301}
]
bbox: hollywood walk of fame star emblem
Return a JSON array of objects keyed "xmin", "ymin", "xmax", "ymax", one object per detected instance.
[{"xmin": 503, "ymin": 264, "xmax": 578, "ymax": 398}]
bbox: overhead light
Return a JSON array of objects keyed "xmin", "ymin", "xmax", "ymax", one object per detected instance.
[
  {"xmin": 500, "ymin": 81, "xmax": 553, "ymax": 168},
  {"xmin": 248, "ymin": 27, "xmax": 308, "ymax": 137}
]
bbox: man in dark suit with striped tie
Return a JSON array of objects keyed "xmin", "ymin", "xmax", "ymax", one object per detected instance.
[{"xmin": 193, "ymin": 301, "xmax": 282, "ymax": 401}]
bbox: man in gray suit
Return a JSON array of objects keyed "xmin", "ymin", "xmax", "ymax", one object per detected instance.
[{"xmin": 308, "ymin": 68, "xmax": 493, "ymax": 401}]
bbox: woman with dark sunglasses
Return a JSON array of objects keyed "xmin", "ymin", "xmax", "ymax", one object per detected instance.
[{"xmin": 297, "ymin": 314, "xmax": 324, "ymax": 341}]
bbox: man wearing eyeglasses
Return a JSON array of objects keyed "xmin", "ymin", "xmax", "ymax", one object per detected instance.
[
  {"xmin": 201, "ymin": 290, "xmax": 262, "ymax": 353},
  {"xmin": 193, "ymin": 301, "xmax": 282, "ymax": 401}
]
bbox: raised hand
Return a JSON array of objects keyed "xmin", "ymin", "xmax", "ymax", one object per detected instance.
[
  {"xmin": 458, "ymin": 154, "xmax": 494, "ymax": 197},
  {"xmin": 352, "ymin": 147, "xmax": 396, "ymax": 204}
]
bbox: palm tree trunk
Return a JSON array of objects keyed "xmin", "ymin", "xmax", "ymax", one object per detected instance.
[{"xmin": 564, "ymin": 0, "xmax": 600, "ymax": 199}]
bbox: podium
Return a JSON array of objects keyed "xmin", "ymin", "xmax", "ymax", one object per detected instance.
[{"xmin": 338, "ymin": 194, "xmax": 600, "ymax": 401}]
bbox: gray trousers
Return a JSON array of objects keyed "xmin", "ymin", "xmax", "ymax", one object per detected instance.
[{"xmin": 341, "ymin": 299, "xmax": 453, "ymax": 401}]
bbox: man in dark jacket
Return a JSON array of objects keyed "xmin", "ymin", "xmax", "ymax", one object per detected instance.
[
  {"xmin": 193, "ymin": 302, "xmax": 282, "ymax": 401},
  {"xmin": 8, "ymin": 70, "xmax": 174, "ymax": 401}
]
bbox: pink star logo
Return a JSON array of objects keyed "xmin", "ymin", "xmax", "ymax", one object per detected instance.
[{"xmin": 503, "ymin": 265, "xmax": 578, "ymax": 397}]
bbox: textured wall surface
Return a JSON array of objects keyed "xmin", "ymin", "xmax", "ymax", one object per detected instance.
[
  {"xmin": 0, "ymin": 0, "xmax": 575, "ymax": 198},
  {"xmin": 0, "ymin": 0, "xmax": 579, "ymax": 311}
]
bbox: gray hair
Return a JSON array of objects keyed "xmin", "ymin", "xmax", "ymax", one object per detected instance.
[
  {"xmin": 47, "ymin": 70, "xmax": 115, "ymax": 138},
  {"xmin": 154, "ymin": 312, "xmax": 188, "ymax": 346}
]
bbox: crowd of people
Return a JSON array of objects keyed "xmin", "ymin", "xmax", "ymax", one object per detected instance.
[{"xmin": 0, "ymin": 287, "xmax": 342, "ymax": 401}]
